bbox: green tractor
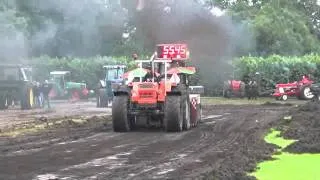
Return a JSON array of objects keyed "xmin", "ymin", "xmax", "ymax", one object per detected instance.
[
  {"xmin": 49, "ymin": 71, "xmax": 91, "ymax": 100},
  {"xmin": 96, "ymin": 65, "xmax": 126, "ymax": 107},
  {"xmin": 0, "ymin": 64, "xmax": 35, "ymax": 110}
]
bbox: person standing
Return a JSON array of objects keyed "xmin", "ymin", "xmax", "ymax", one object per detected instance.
[
  {"xmin": 34, "ymin": 82, "xmax": 42, "ymax": 108},
  {"xmin": 41, "ymin": 80, "xmax": 52, "ymax": 109}
]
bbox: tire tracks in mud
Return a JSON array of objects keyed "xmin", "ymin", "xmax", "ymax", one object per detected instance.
[{"xmin": 0, "ymin": 105, "xmax": 292, "ymax": 180}]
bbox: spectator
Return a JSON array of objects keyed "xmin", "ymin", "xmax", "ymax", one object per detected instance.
[
  {"xmin": 36, "ymin": 82, "xmax": 43, "ymax": 107},
  {"xmin": 41, "ymin": 80, "xmax": 53, "ymax": 109},
  {"xmin": 32, "ymin": 81, "xmax": 38, "ymax": 107},
  {"xmin": 33, "ymin": 82, "xmax": 42, "ymax": 108}
]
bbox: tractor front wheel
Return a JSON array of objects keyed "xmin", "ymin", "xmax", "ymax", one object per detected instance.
[
  {"xmin": 281, "ymin": 94, "xmax": 288, "ymax": 101},
  {"xmin": 164, "ymin": 95, "xmax": 183, "ymax": 132},
  {"xmin": 112, "ymin": 95, "xmax": 131, "ymax": 132}
]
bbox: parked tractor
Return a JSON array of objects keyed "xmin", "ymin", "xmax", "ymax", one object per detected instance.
[
  {"xmin": 112, "ymin": 43, "xmax": 204, "ymax": 132},
  {"xmin": 223, "ymin": 80, "xmax": 245, "ymax": 98},
  {"xmin": 310, "ymin": 82, "xmax": 320, "ymax": 102},
  {"xmin": 96, "ymin": 65, "xmax": 126, "ymax": 107},
  {"xmin": 223, "ymin": 72, "xmax": 275, "ymax": 98},
  {"xmin": 49, "ymin": 71, "xmax": 90, "ymax": 100},
  {"xmin": 0, "ymin": 64, "xmax": 34, "ymax": 110},
  {"xmin": 272, "ymin": 75, "xmax": 314, "ymax": 101}
]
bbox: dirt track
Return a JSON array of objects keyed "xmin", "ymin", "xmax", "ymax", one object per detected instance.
[{"xmin": 0, "ymin": 100, "xmax": 296, "ymax": 180}]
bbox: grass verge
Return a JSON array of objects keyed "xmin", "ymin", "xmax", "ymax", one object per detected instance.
[{"xmin": 250, "ymin": 129, "xmax": 320, "ymax": 180}]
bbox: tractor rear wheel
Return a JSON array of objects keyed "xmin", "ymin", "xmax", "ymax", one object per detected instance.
[
  {"xmin": 0, "ymin": 95, "xmax": 8, "ymax": 110},
  {"xmin": 96, "ymin": 89, "xmax": 107, "ymax": 107},
  {"xmin": 21, "ymin": 87, "xmax": 34, "ymax": 110},
  {"xmin": 239, "ymin": 82, "xmax": 246, "ymax": 98},
  {"xmin": 112, "ymin": 95, "xmax": 131, "ymax": 132},
  {"xmin": 299, "ymin": 85, "xmax": 314, "ymax": 100},
  {"xmin": 223, "ymin": 81, "xmax": 231, "ymax": 98},
  {"xmin": 197, "ymin": 103, "xmax": 202, "ymax": 124},
  {"xmin": 164, "ymin": 95, "xmax": 183, "ymax": 132},
  {"xmin": 182, "ymin": 95, "xmax": 191, "ymax": 130},
  {"xmin": 312, "ymin": 94, "xmax": 320, "ymax": 102}
]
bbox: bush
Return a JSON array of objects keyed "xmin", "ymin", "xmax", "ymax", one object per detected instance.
[
  {"xmin": 29, "ymin": 54, "xmax": 320, "ymax": 95},
  {"xmin": 233, "ymin": 54, "xmax": 320, "ymax": 83},
  {"xmin": 30, "ymin": 55, "xmax": 135, "ymax": 89}
]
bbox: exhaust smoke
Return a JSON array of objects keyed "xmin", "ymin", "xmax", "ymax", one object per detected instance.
[{"xmin": 122, "ymin": 0, "xmax": 254, "ymax": 95}]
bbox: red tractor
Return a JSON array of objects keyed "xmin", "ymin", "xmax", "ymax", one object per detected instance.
[
  {"xmin": 223, "ymin": 80, "xmax": 245, "ymax": 98},
  {"xmin": 112, "ymin": 44, "xmax": 204, "ymax": 132},
  {"xmin": 272, "ymin": 75, "xmax": 314, "ymax": 101}
]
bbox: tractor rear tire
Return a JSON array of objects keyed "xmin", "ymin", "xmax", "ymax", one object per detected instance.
[
  {"xmin": 299, "ymin": 85, "xmax": 314, "ymax": 100},
  {"xmin": 223, "ymin": 89, "xmax": 231, "ymax": 98},
  {"xmin": 0, "ymin": 96, "xmax": 8, "ymax": 110},
  {"xmin": 197, "ymin": 103, "xmax": 202, "ymax": 124},
  {"xmin": 182, "ymin": 95, "xmax": 191, "ymax": 131},
  {"xmin": 96, "ymin": 89, "xmax": 107, "ymax": 108},
  {"xmin": 164, "ymin": 95, "xmax": 183, "ymax": 132},
  {"xmin": 112, "ymin": 95, "xmax": 131, "ymax": 132},
  {"xmin": 240, "ymin": 82, "xmax": 246, "ymax": 98},
  {"xmin": 21, "ymin": 87, "xmax": 34, "ymax": 110}
]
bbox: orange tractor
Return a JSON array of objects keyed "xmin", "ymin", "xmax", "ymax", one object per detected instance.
[{"xmin": 112, "ymin": 44, "xmax": 204, "ymax": 132}]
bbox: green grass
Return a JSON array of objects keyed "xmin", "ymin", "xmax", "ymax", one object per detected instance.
[
  {"xmin": 264, "ymin": 129, "xmax": 297, "ymax": 149},
  {"xmin": 253, "ymin": 153, "xmax": 320, "ymax": 180},
  {"xmin": 200, "ymin": 97, "xmax": 306, "ymax": 106},
  {"xmin": 201, "ymin": 97, "xmax": 273, "ymax": 105},
  {"xmin": 250, "ymin": 129, "xmax": 320, "ymax": 180}
]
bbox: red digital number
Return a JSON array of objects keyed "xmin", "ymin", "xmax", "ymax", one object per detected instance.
[
  {"xmin": 180, "ymin": 45, "xmax": 186, "ymax": 55},
  {"xmin": 159, "ymin": 44, "xmax": 187, "ymax": 59},
  {"xmin": 163, "ymin": 45, "xmax": 169, "ymax": 55},
  {"xmin": 169, "ymin": 46, "xmax": 175, "ymax": 55}
]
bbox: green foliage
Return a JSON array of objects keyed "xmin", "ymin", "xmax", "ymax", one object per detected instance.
[
  {"xmin": 251, "ymin": 2, "xmax": 320, "ymax": 56},
  {"xmin": 233, "ymin": 54, "xmax": 320, "ymax": 84},
  {"xmin": 30, "ymin": 56, "xmax": 135, "ymax": 89}
]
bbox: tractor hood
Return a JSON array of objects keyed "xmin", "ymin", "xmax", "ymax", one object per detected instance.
[{"xmin": 65, "ymin": 81, "xmax": 86, "ymax": 89}]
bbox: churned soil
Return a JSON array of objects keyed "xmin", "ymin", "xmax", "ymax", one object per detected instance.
[
  {"xmin": 279, "ymin": 101, "xmax": 320, "ymax": 154},
  {"xmin": 0, "ymin": 100, "xmax": 110, "ymax": 132},
  {"xmin": 0, "ymin": 102, "xmax": 293, "ymax": 180}
]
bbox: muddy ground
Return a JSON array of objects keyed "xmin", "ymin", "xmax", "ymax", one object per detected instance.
[
  {"xmin": 279, "ymin": 101, "xmax": 320, "ymax": 154},
  {"xmin": 0, "ymin": 99, "xmax": 302, "ymax": 180},
  {"xmin": 0, "ymin": 99, "xmax": 110, "ymax": 131}
]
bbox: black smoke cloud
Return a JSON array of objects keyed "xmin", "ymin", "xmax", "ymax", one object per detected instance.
[
  {"xmin": 29, "ymin": 0, "xmax": 128, "ymax": 57},
  {"xmin": 0, "ymin": 0, "xmax": 127, "ymax": 59},
  {"xmin": 1, "ymin": 0, "xmax": 129, "ymax": 61},
  {"xmin": 123, "ymin": 0, "xmax": 254, "ymax": 94}
]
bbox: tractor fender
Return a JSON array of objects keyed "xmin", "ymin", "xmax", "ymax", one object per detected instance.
[
  {"xmin": 113, "ymin": 85, "xmax": 130, "ymax": 96},
  {"xmin": 167, "ymin": 84, "xmax": 189, "ymax": 96}
]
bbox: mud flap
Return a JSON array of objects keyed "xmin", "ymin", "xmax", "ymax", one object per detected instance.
[{"xmin": 189, "ymin": 96, "xmax": 200, "ymax": 127}]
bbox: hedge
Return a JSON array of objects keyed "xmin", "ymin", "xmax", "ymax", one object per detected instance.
[
  {"xmin": 30, "ymin": 55, "xmax": 137, "ymax": 89},
  {"xmin": 232, "ymin": 54, "xmax": 320, "ymax": 83},
  {"xmin": 29, "ymin": 54, "xmax": 320, "ymax": 95}
]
